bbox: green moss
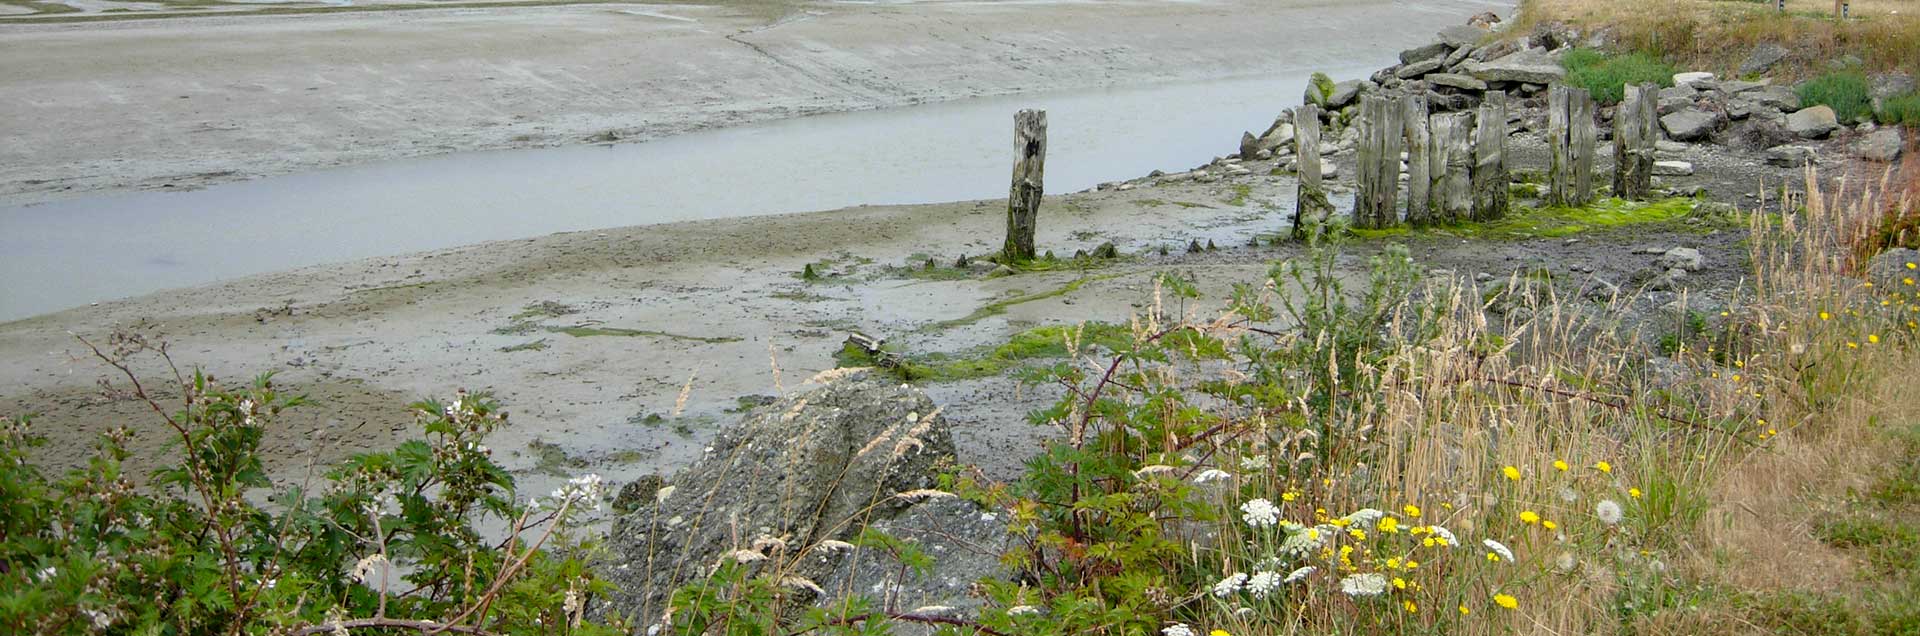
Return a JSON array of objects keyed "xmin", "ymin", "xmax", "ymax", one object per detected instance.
[
  {"xmin": 1348, "ymin": 226, "xmax": 1411, "ymax": 240},
  {"xmin": 922, "ymin": 275, "xmax": 1115, "ymax": 331},
  {"xmin": 1224, "ymin": 184, "xmax": 1254, "ymax": 208}
]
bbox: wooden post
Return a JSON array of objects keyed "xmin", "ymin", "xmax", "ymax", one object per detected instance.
[
  {"xmin": 1292, "ymin": 105, "xmax": 1330, "ymax": 240},
  {"xmin": 1404, "ymin": 94, "xmax": 1432, "ymax": 227},
  {"xmin": 1471, "ymin": 91, "xmax": 1509, "ymax": 221},
  {"xmin": 1547, "ymin": 85, "xmax": 1596, "ymax": 207},
  {"xmin": 1612, "ymin": 82, "xmax": 1658, "ymax": 201},
  {"xmin": 1430, "ymin": 113, "xmax": 1473, "ymax": 224},
  {"xmin": 1354, "ymin": 96, "xmax": 1406, "ymax": 229},
  {"xmin": 1003, "ymin": 109, "xmax": 1046, "ymax": 262}
]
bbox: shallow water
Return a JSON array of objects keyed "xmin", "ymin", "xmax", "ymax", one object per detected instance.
[{"xmin": 0, "ymin": 64, "xmax": 1382, "ymax": 321}]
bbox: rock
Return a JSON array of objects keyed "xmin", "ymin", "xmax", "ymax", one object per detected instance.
[
  {"xmin": 601, "ymin": 370, "xmax": 959, "ymax": 619},
  {"xmin": 1426, "ymin": 90, "xmax": 1479, "ymax": 113},
  {"xmin": 1739, "ymin": 43, "xmax": 1789, "ymax": 76},
  {"xmin": 1657, "ymin": 247, "xmax": 1704, "ymax": 272},
  {"xmin": 1583, "ymin": 277, "xmax": 1621, "ymax": 301},
  {"xmin": 1719, "ymin": 79, "xmax": 1770, "ymax": 95},
  {"xmin": 1464, "ymin": 48, "xmax": 1567, "ymax": 85},
  {"xmin": 1747, "ymin": 85, "xmax": 1800, "ymax": 111},
  {"xmin": 815, "ymin": 497, "xmax": 1013, "ymax": 628},
  {"xmin": 1239, "ymin": 131, "xmax": 1260, "ymax": 159},
  {"xmin": 1426, "ymin": 73, "xmax": 1487, "ymax": 91},
  {"xmin": 1865, "ymin": 248, "xmax": 1920, "ymax": 289},
  {"xmin": 1660, "ymin": 108, "xmax": 1720, "ymax": 142},
  {"xmin": 1320, "ymin": 159, "xmax": 1339, "ymax": 180},
  {"xmin": 1470, "ymin": 39, "xmax": 1518, "ymax": 63},
  {"xmin": 1437, "ymin": 24, "xmax": 1486, "ymax": 49},
  {"xmin": 1092, "ymin": 241, "xmax": 1120, "ymax": 259},
  {"xmin": 1326, "ymin": 80, "xmax": 1371, "ymax": 109},
  {"xmin": 611, "ymin": 474, "xmax": 665, "ymax": 515},
  {"xmin": 1786, "ymin": 105, "xmax": 1839, "ymax": 139},
  {"xmin": 1632, "ymin": 267, "xmax": 1688, "ymax": 292},
  {"xmin": 1443, "ymin": 44, "xmax": 1475, "ymax": 70},
  {"xmin": 1673, "ymin": 71, "xmax": 1715, "ymax": 87},
  {"xmin": 1655, "ymin": 140, "xmax": 1688, "ymax": 153},
  {"xmin": 1653, "ymin": 160, "xmax": 1694, "ymax": 176},
  {"xmin": 1854, "ymin": 128, "xmax": 1905, "ymax": 162},
  {"xmin": 1398, "ymin": 55, "xmax": 1447, "ymax": 79},
  {"xmin": 1869, "ymin": 71, "xmax": 1916, "ymax": 104},
  {"xmin": 1401, "ymin": 41, "xmax": 1453, "ymax": 65},
  {"xmin": 1468, "ymin": 11, "xmax": 1502, "ymax": 29}
]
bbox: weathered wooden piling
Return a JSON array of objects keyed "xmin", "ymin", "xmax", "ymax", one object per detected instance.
[
  {"xmin": 1292, "ymin": 104, "xmax": 1331, "ymax": 240},
  {"xmin": 1403, "ymin": 94, "xmax": 1433, "ymax": 226},
  {"xmin": 1547, "ymin": 85, "xmax": 1596, "ymax": 207},
  {"xmin": 1003, "ymin": 109, "xmax": 1047, "ymax": 261},
  {"xmin": 1354, "ymin": 96, "xmax": 1406, "ymax": 229},
  {"xmin": 1471, "ymin": 91, "xmax": 1509, "ymax": 220},
  {"xmin": 1429, "ymin": 112, "xmax": 1473, "ymax": 224},
  {"xmin": 1611, "ymin": 82, "xmax": 1659, "ymax": 201}
]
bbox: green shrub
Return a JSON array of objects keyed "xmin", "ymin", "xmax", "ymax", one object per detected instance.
[
  {"xmin": 0, "ymin": 335, "xmax": 622, "ymax": 635},
  {"xmin": 1879, "ymin": 93, "xmax": 1920, "ymax": 127},
  {"xmin": 1562, "ymin": 48, "xmax": 1677, "ymax": 104},
  {"xmin": 1798, "ymin": 71, "xmax": 1873, "ymax": 123}
]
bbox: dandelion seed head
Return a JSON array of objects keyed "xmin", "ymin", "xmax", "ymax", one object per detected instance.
[{"xmin": 1596, "ymin": 499, "xmax": 1624, "ymax": 525}]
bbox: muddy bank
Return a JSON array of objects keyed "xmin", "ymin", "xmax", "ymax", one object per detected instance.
[{"xmin": 0, "ymin": 0, "xmax": 1509, "ymax": 206}]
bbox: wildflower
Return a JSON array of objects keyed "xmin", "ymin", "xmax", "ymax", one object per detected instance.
[
  {"xmin": 34, "ymin": 566, "xmax": 56, "ymax": 582},
  {"xmin": 1909, "ymin": 262, "xmax": 1917, "ymax": 270},
  {"xmin": 1629, "ymin": 487, "xmax": 1643, "ymax": 498},
  {"xmin": 351, "ymin": 554, "xmax": 389, "ymax": 585},
  {"xmin": 1820, "ymin": 311, "xmax": 1832, "ymax": 321},
  {"xmin": 1240, "ymin": 498, "xmax": 1279, "ymax": 528},
  {"xmin": 1392, "ymin": 576, "xmax": 1407, "ymax": 590},
  {"xmin": 1193, "ymin": 469, "xmax": 1232, "ymax": 484},
  {"xmin": 1553, "ymin": 459, "xmax": 1569, "ymax": 472},
  {"xmin": 1869, "ymin": 334, "xmax": 1881, "ymax": 344},
  {"xmin": 1428, "ymin": 525, "xmax": 1458, "ymax": 546},
  {"xmin": 1483, "ymin": 539, "xmax": 1514, "ymax": 562},
  {"xmin": 1349, "ymin": 528, "xmax": 1367, "ymax": 541},
  {"xmin": 1284, "ymin": 566, "xmax": 1317, "ymax": 583},
  {"xmin": 1212, "ymin": 573, "xmax": 1247, "ymax": 598},
  {"xmin": 1339, "ymin": 573, "xmax": 1388, "ymax": 597},
  {"xmin": 1403, "ymin": 504, "xmax": 1421, "ymax": 518},
  {"xmin": 1378, "ymin": 516, "xmax": 1400, "ymax": 533},
  {"xmin": 1281, "ymin": 524, "xmax": 1330, "ymax": 557},
  {"xmin": 1594, "ymin": 461, "xmax": 1612, "ymax": 474},
  {"xmin": 1542, "ymin": 520, "xmax": 1558, "ymax": 531},
  {"xmin": 1247, "ymin": 571, "xmax": 1282, "ymax": 598},
  {"xmin": 1342, "ymin": 508, "xmax": 1385, "ymax": 527},
  {"xmin": 1163, "ymin": 624, "xmax": 1195, "ymax": 636},
  {"xmin": 1281, "ymin": 490, "xmax": 1299, "ymax": 502},
  {"xmin": 1211, "ymin": 631, "xmax": 1232, "ymax": 636},
  {"xmin": 1459, "ymin": 605, "xmax": 1471, "ymax": 616},
  {"xmin": 1596, "ymin": 499, "xmax": 1624, "ymax": 525},
  {"xmin": 1493, "ymin": 593, "xmax": 1519, "ymax": 610},
  {"xmin": 1502, "ymin": 465, "xmax": 1521, "ymax": 481},
  {"xmin": 1007, "ymin": 606, "xmax": 1041, "ymax": 616},
  {"xmin": 1239, "ymin": 455, "xmax": 1267, "ymax": 471},
  {"xmin": 1519, "ymin": 510, "xmax": 1540, "ymax": 525}
]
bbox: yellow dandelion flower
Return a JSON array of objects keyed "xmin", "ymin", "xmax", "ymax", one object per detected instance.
[
  {"xmin": 1282, "ymin": 491, "xmax": 1299, "ymax": 502},
  {"xmin": 1820, "ymin": 311, "xmax": 1832, "ymax": 321},
  {"xmin": 1732, "ymin": 374, "xmax": 1742, "ymax": 382},
  {"xmin": 1423, "ymin": 537, "xmax": 1436, "ymax": 548},
  {"xmin": 1349, "ymin": 529, "xmax": 1367, "ymax": 541},
  {"xmin": 1406, "ymin": 560, "xmax": 1419, "ymax": 569},
  {"xmin": 1434, "ymin": 537, "xmax": 1449, "ymax": 547},
  {"xmin": 1520, "ymin": 510, "xmax": 1541, "ymax": 525},
  {"xmin": 1503, "ymin": 465, "xmax": 1522, "ymax": 481},
  {"xmin": 1848, "ymin": 341, "xmax": 1859, "ymax": 349},
  {"xmin": 1386, "ymin": 557, "xmax": 1401, "ymax": 569},
  {"xmin": 1379, "ymin": 517, "xmax": 1400, "ymax": 533},
  {"xmin": 1630, "ymin": 487, "xmax": 1643, "ymax": 498},
  {"xmin": 1393, "ymin": 577, "xmax": 1408, "ymax": 590},
  {"xmin": 1494, "ymin": 594, "xmax": 1519, "ymax": 610},
  {"xmin": 1212, "ymin": 631, "xmax": 1231, "ymax": 636},
  {"xmin": 1907, "ymin": 262, "xmax": 1917, "ymax": 270},
  {"xmin": 1403, "ymin": 600, "xmax": 1418, "ymax": 613},
  {"xmin": 1403, "ymin": 504, "xmax": 1421, "ymax": 518},
  {"xmin": 1543, "ymin": 520, "xmax": 1558, "ymax": 530},
  {"xmin": 1553, "ymin": 459, "xmax": 1569, "ymax": 472},
  {"xmin": 1459, "ymin": 605, "xmax": 1471, "ymax": 616},
  {"xmin": 1869, "ymin": 334, "xmax": 1881, "ymax": 344},
  {"xmin": 1907, "ymin": 278, "xmax": 1917, "ymax": 286},
  {"xmin": 1486, "ymin": 552, "xmax": 1501, "ymax": 563},
  {"xmin": 1595, "ymin": 461, "xmax": 1612, "ymax": 474},
  {"xmin": 1441, "ymin": 502, "xmax": 1454, "ymax": 510}
]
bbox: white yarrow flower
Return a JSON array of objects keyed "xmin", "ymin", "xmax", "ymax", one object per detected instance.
[
  {"xmin": 1246, "ymin": 571, "xmax": 1282, "ymax": 598},
  {"xmin": 1339, "ymin": 572, "xmax": 1388, "ymax": 597},
  {"xmin": 1163, "ymin": 623, "xmax": 1195, "ymax": 636},
  {"xmin": 1596, "ymin": 499, "xmax": 1624, "ymax": 525},
  {"xmin": 1193, "ymin": 468, "xmax": 1232, "ymax": 484},
  {"xmin": 1284, "ymin": 565, "xmax": 1317, "ymax": 583},
  {"xmin": 1007, "ymin": 605, "xmax": 1041, "ymax": 616},
  {"xmin": 1483, "ymin": 538, "xmax": 1515, "ymax": 562},
  {"xmin": 1212, "ymin": 572, "xmax": 1248, "ymax": 598},
  {"xmin": 1240, "ymin": 498, "xmax": 1280, "ymax": 528}
]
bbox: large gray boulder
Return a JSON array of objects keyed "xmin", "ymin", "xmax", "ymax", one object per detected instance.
[
  {"xmin": 1739, "ymin": 43, "xmax": 1789, "ymax": 76},
  {"xmin": 1464, "ymin": 48, "xmax": 1567, "ymax": 85},
  {"xmin": 1854, "ymin": 128, "xmax": 1905, "ymax": 163},
  {"xmin": 1400, "ymin": 41, "xmax": 1452, "ymax": 65},
  {"xmin": 1786, "ymin": 105, "xmax": 1840, "ymax": 139},
  {"xmin": 1764, "ymin": 144, "xmax": 1819, "ymax": 168},
  {"xmin": 600, "ymin": 370, "xmax": 960, "ymax": 622},
  {"xmin": 1437, "ymin": 24, "xmax": 1487, "ymax": 49},
  {"xmin": 815, "ymin": 497, "xmax": 1014, "ymax": 629},
  {"xmin": 1660, "ymin": 108, "xmax": 1719, "ymax": 142},
  {"xmin": 1869, "ymin": 71, "xmax": 1916, "ymax": 103},
  {"xmin": 1747, "ymin": 85, "xmax": 1801, "ymax": 111},
  {"xmin": 1325, "ymin": 80, "xmax": 1372, "ymax": 109}
]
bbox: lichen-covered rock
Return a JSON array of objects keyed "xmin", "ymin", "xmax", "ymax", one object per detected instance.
[
  {"xmin": 1660, "ymin": 108, "xmax": 1719, "ymax": 142},
  {"xmin": 1739, "ymin": 43, "xmax": 1789, "ymax": 76},
  {"xmin": 1464, "ymin": 48, "xmax": 1566, "ymax": 85},
  {"xmin": 814, "ymin": 497, "xmax": 1014, "ymax": 631},
  {"xmin": 1786, "ymin": 105, "xmax": 1839, "ymax": 139},
  {"xmin": 1854, "ymin": 128, "xmax": 1905, "ymax": 163},
  {"xmin": 598, "ymin": 370, "xmax": 958, "ymax": 623}
]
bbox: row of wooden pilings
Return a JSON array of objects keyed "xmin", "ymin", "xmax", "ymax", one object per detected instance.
[
  {"xmin": 999, "ymin": 82, "xmax": 1664, "ymax": 261},
  {"xmin": 1292, "ymin": 82, "xmax": 1662, "ymax": 239}
]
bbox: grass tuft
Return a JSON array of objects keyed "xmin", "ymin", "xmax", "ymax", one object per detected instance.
[
  {"xmin": 1798, "ymin": 70, "xmax": 1874, "ymax": 123},
  {"xmin": 1562, "ymin": 47, "xmax": 1678, "ymax": 104}
]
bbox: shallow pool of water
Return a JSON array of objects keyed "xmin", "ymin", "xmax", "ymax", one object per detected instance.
[{"xmin": 0, "ymin": 63, "xmax": 1385, "ymax": 321}]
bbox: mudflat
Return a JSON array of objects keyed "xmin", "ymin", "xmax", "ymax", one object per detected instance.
[{"xmin": 0, "ymin": 0, "xmax": 1507, "ymax": 206}]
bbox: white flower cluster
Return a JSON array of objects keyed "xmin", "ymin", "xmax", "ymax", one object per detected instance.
[
  {"xmin": 1240, "ymin": 498, "xmax": 1279, "ymax": 528},
  {"xmin": 1246, "ymin": 570, "xmax": 1282, "ymax": 598},
  {"xmin": 1340, "ymin": 508, "xmax": 1384, "ymax": 528},
  {"xmin": 1283, "ymin": 565, "xmax": 1316, "ymax": 583},
  {"xmin": 1483, "ymin": 538, "xmax": 1515, "ymax": 562},
  {"xmin": 1279, "ymin": 524, "xmax": 1330, "ymax": 557},
  {"xmin": 1428, "ymin": 524, "xmax": 1459, "ymax": 546},
  {"xmin": 1212, "ymin": 572, "xmax": 1247, "ymax": 598},
  {"xmin": 550, "ymin": 474, "xmax": 607, "ymax": 512},
  {"xmin": 1162, "ymin": 623, "xmax": 1194, "ymax": 636},
  {"xmin": 1339, "ymin": 572, "xmax": 1388, "ymax": 597},
  {"xmin": 1192, "ymin": 468, "xmax": 1232, "ymax": 484},
  {"xmin": 350, "ymin": 553, "xmax": 389, "ymax": 586}
]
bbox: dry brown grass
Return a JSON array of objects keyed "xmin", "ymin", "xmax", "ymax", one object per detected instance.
[{"xmin": 1516, "ymin": 0, "xmax": 1920, "ymax": 78}]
